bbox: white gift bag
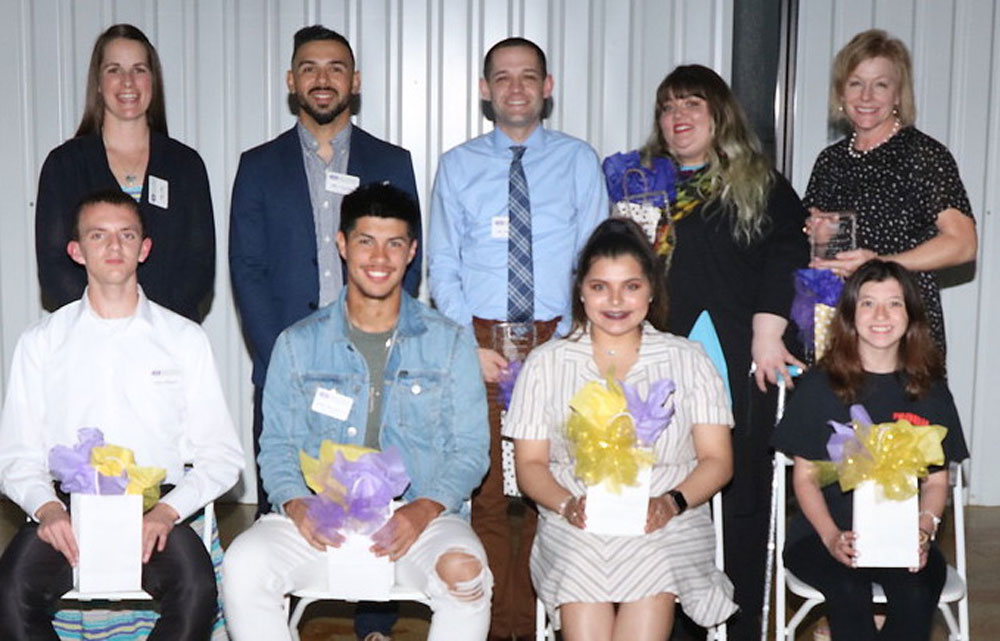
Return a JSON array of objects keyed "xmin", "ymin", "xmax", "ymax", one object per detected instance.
[
  {"xmin": 71, "ymin": 493, "xmax": 143, "ymax": 593},
  {"xmin": 326, "ymin": 532, "xmax": 395, "ymax": 600},
  {"xmin": 585, "ymin": 466, "xmax": 652, "ymax": 537},
  {"xmin": 852, "ymin": 479, "xmax": 919, "ymax": 568}
]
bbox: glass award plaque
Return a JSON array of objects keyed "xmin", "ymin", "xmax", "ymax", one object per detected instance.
[{"xmin": 810, "ymin": 211, "xmax": 857, "ymax": 260}]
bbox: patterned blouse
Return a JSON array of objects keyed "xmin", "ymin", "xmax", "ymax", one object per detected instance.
[{"xmin": 803, "ymin": 126, "xmax": 974, "ymax": 352}]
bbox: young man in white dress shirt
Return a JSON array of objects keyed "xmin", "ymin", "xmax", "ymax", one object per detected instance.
[{"xmin": 0, "ymin": 189, "xmax": 244, "ymax": 641}]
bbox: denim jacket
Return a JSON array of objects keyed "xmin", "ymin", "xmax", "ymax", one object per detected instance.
[{"xmin": 259, "ymin": 290, "xmax": 489, "ymax": 516}]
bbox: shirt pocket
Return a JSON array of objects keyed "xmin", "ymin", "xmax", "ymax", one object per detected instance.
[
  {"xmin": 383, "ymin": 370, "xmax": 445, "ymax": 442},
  {"xmin": 381, "ymin": 370, "xmax": 446, "ymax": 495}
]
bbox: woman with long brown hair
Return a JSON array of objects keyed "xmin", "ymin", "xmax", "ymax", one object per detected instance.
[
  {"xmin": 35, "ymin": 24, "xmax": 215, "ymax": 322},
  {"xmin": 772, "ymin": 260, "xmax": 968, "ymax": 640},
  {"xmin": 505, "ymin": 218, "xmax": 737, "ymax": 640}
]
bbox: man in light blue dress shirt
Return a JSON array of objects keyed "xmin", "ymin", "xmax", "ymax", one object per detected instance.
[{"xmin": 427, "ymin": 37, "xmax": 607, "ymax": 640}]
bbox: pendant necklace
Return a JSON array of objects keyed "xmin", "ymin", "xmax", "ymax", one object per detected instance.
[{"xmin": 105, "ymin": 137, "xmax": 146, "ymax": 186}]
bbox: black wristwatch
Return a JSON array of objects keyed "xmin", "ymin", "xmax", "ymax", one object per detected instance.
[{"xmin": 666, "ymin": 489, "xmax": 688, "ymax": 515}]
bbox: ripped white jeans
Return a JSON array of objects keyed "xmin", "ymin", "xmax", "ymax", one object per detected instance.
[{"xmin": 223, "ymin": 513, "xmax": 493, "ymax": 641}]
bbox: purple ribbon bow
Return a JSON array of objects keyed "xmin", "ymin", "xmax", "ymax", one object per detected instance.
[
  {"xmin": 826, "ymin": 404, "xmax": 871, "ymax": 462},
  {"xmin": 48, "ymin": 428, "xmax": 106, "ymax": 494},
  {"xmin": 623, "ymin": 379, "xmax": 676, "ymax": 447},
  {"xmin": 307, "ymin": 446, "xmax": 412, "ymax": 539},
  {"xmin": 334, "ymin": 447, "xmax": 410, "ymax": 533},
  {"xmin": 304, "ymin": 496, "xmax": 348, "ymax": 541}
]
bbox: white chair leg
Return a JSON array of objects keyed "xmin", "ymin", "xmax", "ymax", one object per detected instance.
[
  {"xmin": 958, "ymin": 596, "xmax": 970, "ymax": 641},
  {"xmin": 939, "ymin": 602, "xmax": 960, "ymax": 641},
  {"xmin": 535, "ymin": 597, "xmax": 551, "ymax": 640},
  {"xmin": 785, "ymin": 598, "xmax": 821, "ymax": 641},
  {"xmin": 287, "ymin": 596, "xmax": 315, "ymax": 641}
]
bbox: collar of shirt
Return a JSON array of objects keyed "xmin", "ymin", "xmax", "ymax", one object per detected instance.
[
  {"xmin": 489, "ymin": 123, "xmax": 546, "ymax": 155},
  {"xmin": 326, "ymin": 288, "xmax": 428, "ymax": 342},
  {"xmin": 75, "ymin": 286, "xmax": 156, "ymax": 331},
  {"xmin": 296, "ymin": 120, "xmax": 352, "ymax": 165}
]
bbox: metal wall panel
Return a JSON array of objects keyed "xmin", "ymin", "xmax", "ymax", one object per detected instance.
[
  {"xmin": 793, "ymin": 0, "xmax": 1000, "ymax": 503},
  {"xmin": 0, "ymin": 0, "xmax": 732, "ymax": 501}
]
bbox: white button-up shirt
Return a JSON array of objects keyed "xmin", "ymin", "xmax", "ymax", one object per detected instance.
[{"xmin": 0, "ymin": 290, "xmax": 244, "ymax": 520}]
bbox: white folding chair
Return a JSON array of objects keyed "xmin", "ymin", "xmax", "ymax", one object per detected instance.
[
  {"xmin": 59, "ymin": 501, "xmax": 216, "ymax": 602},
  {"xmin": 533, "ymin": 491, "xmax": 729, "ymax": 641},
  {"xmin": 774, "ymin": 452, "xmax": 969, "ymax": 641}
]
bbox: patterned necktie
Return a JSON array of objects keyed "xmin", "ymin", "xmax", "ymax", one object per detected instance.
[{"xmin": 507, "ymin": 145, "xmax": 534, "ymax": 322}]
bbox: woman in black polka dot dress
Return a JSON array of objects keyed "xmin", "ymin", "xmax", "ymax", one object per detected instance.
[{"xmin": 805, "ymin": 29, "xmax": 976, "ymax": 354}]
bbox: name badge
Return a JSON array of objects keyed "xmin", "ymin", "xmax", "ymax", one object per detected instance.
[
  {"xmin": 491, "ymin": 215, "xmax": 509, "ymax": 239},
  {"xmin": 150, "ymin": 368, "xmax": 181, "ymax": 385},
  {"xmin": 325, "ymin": 171, "xmax": 361, "ymax": 195},
  {"xmin": 148, "ymin": 175, "xmax": 169, "ymax": 209},
  {"xmin": 311, "ymin": 386, "xmax": 354, "ymax": 421}
]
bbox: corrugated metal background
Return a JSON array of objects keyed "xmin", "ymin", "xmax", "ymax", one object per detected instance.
[
  {"xmin": 2, "ymin": 0, "xmax": 997, "ymax": 503},
  {"xmin": 0, "ymin": 0, "xmax": 733, "ymax": 501}
]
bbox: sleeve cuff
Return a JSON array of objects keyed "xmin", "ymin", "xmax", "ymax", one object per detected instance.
[
  {"xmin": 267, "ymin": 483, "xmax": 313, "ymax": 515},
  {"xmin": 421, "ymin": 488, "xmax": 465, "ymax": 515},
  {"xmin": 160, "ymin": 485, "xmax": 201, "ymax": 522},
  {"xmin": 24, "ymin": 487, "xmax": 63, "ymax": 521}
]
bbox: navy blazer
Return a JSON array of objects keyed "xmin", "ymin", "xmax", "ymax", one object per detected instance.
[{"xmin": 229, "ymin": 125, "xmax": 422, "ymax": 386}]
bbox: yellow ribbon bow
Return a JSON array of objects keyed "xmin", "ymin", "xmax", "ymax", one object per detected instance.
[
  {"xmin": 90, "ymin": 445, "xmax": 167, "ymax": 511},
  {"xmin": 830, "ymin": 419, "xmax": 947, "ymax": 501},
  {"xmin": 90, "ymin": 445, "xmax": 135, "ymax": 477},
  {"xmin": 300, "ymin": 442, "xmax": 377, "ymax": 501},
  {"xmin": 566, "ymin": 377, "xmax": 653, "ymax": 492}
]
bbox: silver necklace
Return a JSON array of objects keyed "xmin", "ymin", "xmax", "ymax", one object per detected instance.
[
  {"xmin": 104, "ymin": 137, "xmax": 146, "ymax": 186},
  {"xmin": 848, "ymin": 119, "xmax": 901, "ymax": 159},
  {"xmin": 605, "ymin": 343, "xmax": 639, "ymax": 357}
]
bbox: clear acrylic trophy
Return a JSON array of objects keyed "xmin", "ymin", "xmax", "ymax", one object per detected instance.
[{"xmin": 810, "ymin": 211, "xmax": 857, "ymax": 260}]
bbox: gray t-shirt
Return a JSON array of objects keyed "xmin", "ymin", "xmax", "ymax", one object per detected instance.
[{"xmin": 347, "ymin": 322, "xmax": 394, "ymax": 449}]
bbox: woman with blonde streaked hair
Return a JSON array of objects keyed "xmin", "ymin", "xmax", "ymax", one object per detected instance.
[{"xmin": 605, "ymin": 63, "xmax": 809, "ymax": 640}]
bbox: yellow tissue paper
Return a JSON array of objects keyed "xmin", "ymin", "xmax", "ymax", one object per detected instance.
[{"xmin": 565, "ymin": 377, "xmax": 653, "ymax": 492}]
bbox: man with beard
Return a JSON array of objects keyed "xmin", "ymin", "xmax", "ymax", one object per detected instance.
[{"xmin": 230, "ymin": 25, "xmax": 419, "ymax": 641}]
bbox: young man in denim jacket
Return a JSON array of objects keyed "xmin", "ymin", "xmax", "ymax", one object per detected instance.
[{"xmin": 223, "ymin": 183, "xmax": 492, "ymax": 641}]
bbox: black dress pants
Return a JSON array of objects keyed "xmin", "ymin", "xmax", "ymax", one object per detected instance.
[
  {"xmin": 785, "ymin": 533, "xmax": 946, "ymax": 641},
  {"xmin": 0, "ymin": 522, "xmax": 216, "ymax": 641}
]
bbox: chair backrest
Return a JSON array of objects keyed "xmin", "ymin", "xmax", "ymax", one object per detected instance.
[
  {"xmin": 774, "ymin": 451, "xmax": 793, "ymax": 634},
  {"xmin": 708, "ymin": 490, "xmax": 727, "ymax": 641},
  {"xmin": 949, "ymin": 461, "xmax": 970, "ymax": 640}
]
